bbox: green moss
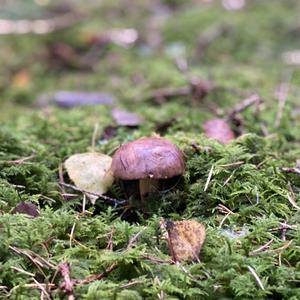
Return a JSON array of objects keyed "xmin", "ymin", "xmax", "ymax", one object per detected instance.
[{"xmin": 1, "ymin": 0, "xmax": 300, "ymax": 299}]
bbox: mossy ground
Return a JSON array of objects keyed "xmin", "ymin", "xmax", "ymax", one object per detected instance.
[{"xmin": 1, "ymin": 0, "xmax": 300, "ymax": 299}]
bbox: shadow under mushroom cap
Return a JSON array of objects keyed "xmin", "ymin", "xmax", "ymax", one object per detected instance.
[{"xmin": 111, "ymin": 137, "xmax": 185, "ymax": 180}]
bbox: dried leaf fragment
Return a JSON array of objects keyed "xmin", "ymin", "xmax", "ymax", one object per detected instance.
[
  {"xmin": 203, "ymin": 118, "xmax": 235, "ymax": 144},
  {"xmin": 64, "ymin": 152, "xmax": 114, "ymax": 204},
  {"xmin": 54, "ymin": 91, "xmax": 115, "ymax": 108},
  {"xmin": 163, "ymin": 220, "xmax": 206, "ymax": 262},
  {"xmin": 112, "ymin": 108, "xmax": 143, "ymax": 127}
]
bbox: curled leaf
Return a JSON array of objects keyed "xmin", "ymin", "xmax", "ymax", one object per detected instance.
[
  {"xmin": 162, "ymin": 220, "xmax": 206, "ymax": 262},
  {"xmin": 64, "ymin": 152, "xmax": 114, "ymax": 204}
]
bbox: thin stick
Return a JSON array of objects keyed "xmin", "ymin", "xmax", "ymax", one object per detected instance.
[
  {"xmin": 270, "ymin": 240, "xmax": 293, "ymax": 253},
  {"xmin": 247, "ymin": 266, "xmax": 265, "ymax": 290},
  {"xmin": 69, "ymin": 222, "xmax": 76, "ymax": 248},
  {"xmin": 218, "ymin": 161, "xmax": 244, "ymax": 168},
  {"xmin": 281, "ymin": 167, "xmax": 300, "ymax": 176},
  {"xmin": 106, "ymin": 226, "xmax": 115, "ymax": 251},
  {"xmin": 287, "ymin": 183, "xmax": 300, "ymax": 210},
  {"xmin": 75, "ymin": 263, "xmax": 118, "ymax": 285},
  {"xmin": 0, "ymin": 13, "xmax": 83, "ymax": 35},
  {"xmin": 82, "ymin": 194, "xmax": 86, "ymax": 213},
  {"xmin": 59, "ymin": 182, "xmax": 127, "ymax": 206},
  {"xmin": 9, "ymin": 246, "xmax": 56, "ymax": 270},
  {"xmin": 91, "ymin": 124, "xmax": 99, "ymax": 152},
  {"xmin": 126, "ymin": 228, "xmax": 146, "ymax": 249},
  {"xmin": 227, "ymin": 94, "xmax": 262, "ymax": 119},
  {"xmin": 32, "ymin": 278, "xmax": 51, "ymax": 300},
  {"xmin": 11, "ymin": 266, "xmax": 35, "ymax": 277},
  {"xmin": 249, "ymin": 239, "xmax": 274, "ymax": 256},
  {"xmin": 4, "ymin": 154, "xmax": 35, "ymax": 165},
  {"xmin": 204, "ymin": 165, "xmax": 214, "ymax": 192},
  {"xmin": 58, "ymin": 163, "xmax": 66, "ymax": 196},
  {"xmin": 275, "ymin": 73, "xmax": 292, "ymax": 128}
]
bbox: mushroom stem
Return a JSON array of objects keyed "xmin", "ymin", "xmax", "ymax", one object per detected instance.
[{"xmin": 139, "ymin": 178, "xmax": 159, "ymax": 201}]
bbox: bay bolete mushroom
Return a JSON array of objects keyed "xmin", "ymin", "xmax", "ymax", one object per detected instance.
[{"xmin": 111, "ymin": 137, "xmax": 185, "ymax": 200}]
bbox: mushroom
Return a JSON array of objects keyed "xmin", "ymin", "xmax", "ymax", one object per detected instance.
[{"xmin": 111, "ymin": 137, "xmax": 185, "ymax": 201}]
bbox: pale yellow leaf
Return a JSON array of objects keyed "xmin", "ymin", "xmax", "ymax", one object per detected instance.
[{"xmin": 65, "ymin": 152, "xmax": 114, "ymax": 204}]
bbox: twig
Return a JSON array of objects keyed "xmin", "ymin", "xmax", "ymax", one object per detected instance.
[
  {"xmin": 281, "ymin": 167, "xmax": 300, "ymax": 176},
  {"xmin": 287, "ymin": 183, "xmax": 300, "ymax": 210},
  {"xmin": 247, "ymin": 266, "xmax": 265, "ymax": 290},
  {"xmin": 223, "ymin": 171, "xmax": 236, "ymax": 186},
  {"xmin": 59, "ymin": 263, "xmax": 75, "ymax": 300},
  {"xmin": 0, "ymin": 12, "xmax": 83, "ymax": 35},
  {"xmin": 216, "ymin": 204, "xmax": 235, "ymax": 215},
  {"xmin": 219, "ymin": 212, "xmax": 231, "ymax": 228},
  {"xmin": 148, "ymin": 86, "xmax": 190, "ymax": 103},
  {"xmin": 126, "ymin": 228, "xmax": 146, "ymax": 249},
  {"xmin": 204, "ymin": 165, "xmax": 214, "ymax": 192},
  {"xmin": 142, "ymin": 255, "xmax": 173, "ymax": 264},
  {"xmin": 11, "ymin": 266, "xmax": 35, "ymax": 277},
  {"xmin": 249, "ymin": 239, "xmax": 274, "ymax": 256},
  {"xmin": 279, "ymin": 222, "xmax": 290, "ymax": 241},
  {"xmin": 120, "ymin": 280, "xmax": 144, "ymax": 289},
  {"xmin": 91, "ymin": 123, "xmax": 99, "ymax": 152},
  {"xmin": 7, "ymin": 283, "xmax": 56, "ymax": 298},
  {"xmin": 3, "ymin": 154, "xmax": 36, "ymax": 165},
  {"xmin": 106, "ymin": 226, "xmax": 115, "ymax": 251},
  {"xmin": 218, "ymin": 161, "xmax": 244, "ymax": 168},
  {"xmin": 59, "ymin": 182, "xmax": 127, "ymax": 206},
  {"xmin": 32, "ymin": 278, "xmax": 51, "ymax": 300},
  {"xmin": 9, "ymin": 246, "xmax": 56, "ymax": 270},
  {"xmin": 58, "ymin": 163, "xmax": 67, "ymax": 196},
  {"xmin": 82, "ymin": 194, "xmax": 86, "ymax": 213},
  {"xmin": 270, "ymin": 240, "xmax": 293, "ymax": 253},
  {"xmin": 75, "ymin": 263, "xmax": 118, "ymax": 285},
  {"xmin": 69, "ymin": 222, "xmax": 76, "ymax": 248},
  {"xmin": 227, "ymin": 94, "xmax": 262, "ymax": 120},
  {"xmin": 275, "ymin": 74, "xmax": 291, "ymax": 128}
]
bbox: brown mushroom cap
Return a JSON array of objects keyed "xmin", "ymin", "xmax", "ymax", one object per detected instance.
[{"xmin": 111, "ymin": 137, "xmax": 185, "ymax": 180}]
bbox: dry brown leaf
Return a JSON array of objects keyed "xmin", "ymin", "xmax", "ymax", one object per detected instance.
[
  {"xmin": 203, "ymin": 118, "xmax": 235, "ymax": 144},
  {"xmin": 163, "ymin": 220, "xmax": 206, "ymax": 262},
  {"xmin": 64, "ymin": 152, "xmax": 114, "ymax": 204}
]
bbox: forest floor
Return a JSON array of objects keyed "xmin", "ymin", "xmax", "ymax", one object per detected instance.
[{"xmin": 1, "ymin": 0, "xmax": 300, "ymax": 299}]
